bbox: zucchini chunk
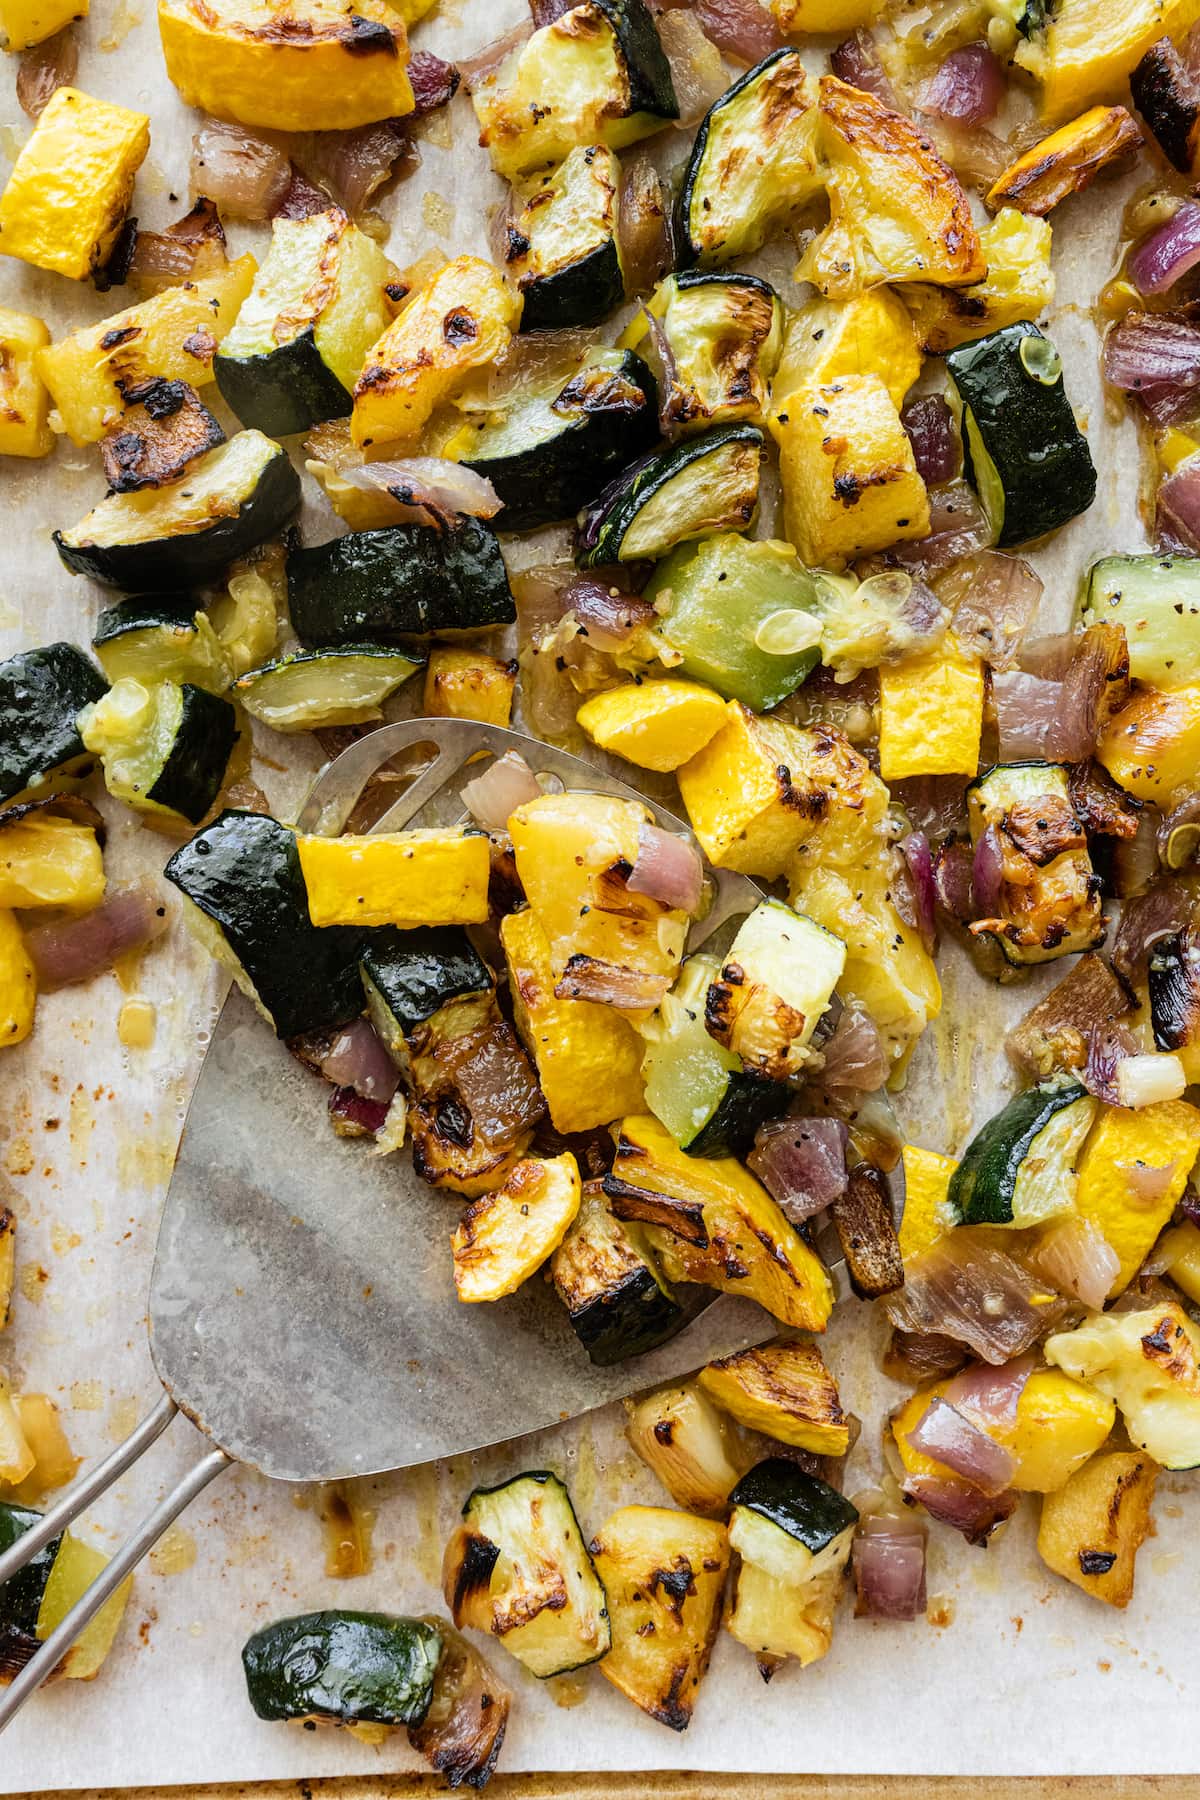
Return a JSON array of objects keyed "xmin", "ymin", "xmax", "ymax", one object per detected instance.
[
  {"xmin": 1150, "ymin": 933, "xmax": 1200, "ymax": 1079},
  {"xmin": 640, "ymin": 955, "xmax": 789, "ymax": 1158},
  {"xmin": 470, "ymin": 0, "xmax": 678, "ymax": 182},
  {"xmin": 92, "ymin": 594, "xmax": 232, "ymax": 692},
  {"xmin": 287, "ymin": 520, "xmax": 515, "ymax": 647},
  {"xmin": 645, "ymin": 534, "xmax": 822, "ymax": 712},
  {"xmin": 298, "ymin": 830, "xmax": 490, "ymax": 930},
  {"xmin": 698, "ymin": 1342, "xmax": 850, "ymax": 1457},
  {"xmin": 550, "ymin": 1181, "xmax": 683, "ymax": 1365},
  {"xmin": 626, "ymin": 272, "xmax": 782, "ymax": 432},
  {"xmin": 1037, "ymin": 1451, "xmax": 1159, "ymax": 1609},
  {"xmin": 1131, "ymin": 36, "xmax": 1200, "ymax": 173},
  {"xmin": 1079, "ymin": 553, "xmax": 1200, "ymax": 688},
  {"xmin": 77, "ymin": 678, "xmax": 237, "ymax": 826},
  {"xmin": 729, "ymin": 1459, "xmax": 857, "ymax": 1586},
  {"xmin": 605, "ymin": 1114, "xmax": 835, "ymax": 1330},
  {"xmin": 408, "ymin": 1001, "xmax": 546, "ymax": 1198},
  {"xmin": 901, "ymin": 209, "xmax": 1056, "ymax": 355},
  {"xmin": 946, "ymin": 323, "xmax": 1096, "ymax": 547},
  {"xmin": 1045, "ymin": 1304, "xmax": 1200, "ymax": 1470},
  {"xmin": 676, "ymin": 50, "xmax": 821, "ymax": 268},
  {"xmin": 624, "ymin": 1380, "xmax": 751, "ymax": 1515},
  {"xmin": 0, "ymin": 1500, "xmax": 62, "ymax": 1679},
  {"xmin": 234, "ymin": 647, "xmax": 422, "ymax": 732},
  {"xmin": 705, "ymin": 899, "xmax": 846, "ymax": 1082},
  {"xmin": 0, "ymin": 643, "xmax": 108, "ymax": 806},
  {"xmin": 100, "ymin": 379, "xmax": 225, "ymax": 493},
  {"xmin": 506, "ymin": 145, "xmax": 624, "ymax": 331},
  {"xmin": 452, "ymin": 1152, "xmax": 582, "ymax": 1302},
  {"xmin": 453, "ymin": 348, "xmax": 658, "ymax": 532},
  {"xmin": 242, "ymin": 1611, "xmax": 442, "ymax": 1725},
  {"xmin": 215, "ymin": 211, "xmax": 394, "ymax": 436},
  {"xmin": 576, "ymin": 423, "xmax": 763, "ymax": 567},
  {"xmin": 966, "ymin": 762, "xmax": 1105, "ymax": 965},
  {"xmin": 948, "ymin": 1079, "xmax": 1095, "ymax": 1228},
  {"xmin": 360, "ymin": 926, "xmax": 493, "ymax": 1070},
  {"xmin": 588, "ymin": 1505, "xmax": 729, "ymax": 1731},
  {"xmin": 55, "ymin": 431, "xmax": 301, "ymax": 592},
  {"xmin": 165, "ymin": 810, "xmax": 367, "ymax": 1038},
  {"xmin": 33, "ymin": 1529, "xmax": 133, "ymax": 1681},
  {"xmin": 443, "ymin": 1470, "xmax": 611, "ymax": 1677}
]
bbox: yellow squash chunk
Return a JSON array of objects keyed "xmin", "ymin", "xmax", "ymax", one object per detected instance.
[
  {"xmin": 677, "ymin": 701, "xmax": 882, "ymax": 879},
  {"xmin": 0, "ymin": 87, "xmax": 149, "ymax": 281},
  {"xmin": 986, "ymin": 106, "xmax": 1143, "ymax": 217},
  {"xmin": 0, "ymin": 308, "xmax": 52, "ymax": 458},
  {"xmin": 789, "ymin": 860, "xmax": 941, "ymax": 1071},
  {"xmin": 37, "ymin": 258, "xmax": 256, "ymax": 445},
  {"xmin": 576, "ymin": 679, "xmax": 726, "ymax": 773},
  {"xmin": 0, "ymin": 1372, "xmax": 34, "ymax": 1484},
  {"xmin": 902, "ymin": 210, "xmax": 1055, "ymax": 355},
  {"xmin": 1074, "ymin": 1099, "xmax": 1200, "ymax": 1295},
  {"xmin": 0, "ymin": 0, "xmax": 86, "ymax": 49},
  {"xmin": 452, "ymin": 1153, "xmax": 582, "ymax": 1302},
  {"xmin": 772, "ymin": 376, "xmax": 930, "ymax": 567},
  {"xmin": 297, "ymin": 829, "xmax": 491, "ymax": 929},
  {"xmin": 607, "ymin": 1114, "xmax": 835, "ymax": 1332},
  {"xmin": 699, "ymin": 1341, "xmax": 849, "ymax": 1455},
  {"xmin": 1045, "ymin": 1304, "xmax": 1200, "ymax": 1470},
  {"xmin": 36, "ymin": 1531, "xmax": 133, "ymax": 1678},
  {"xmin": 771, "ymin": 288, "xmax": 920, "ymax": 415},
  {"xmin": 0, "ymin": 1208, "xmax": 11, "ymax": 1328},
  {"xmin": 423, "ymin": 647, "xmax": 517, "ymax": 728},
  {"xmin": 878, "ymin": 645, "xmax": 985, "ymax": 781},
  {"xmin": 588, "ymin": 1505, "xmax": 729, "ymax": 1732},
  {"xmin": 770, "ymin": 0, "xmax": 883, "ymax": 32},
  {"xmin": 0, "ymin": 908, "xmax": 35, "ymax": 1049},
  {"xmin": 726, "ymin": 1561, "xmax": 841, "ymax": 1669},
  {"xmin": 892, "ymin": 1369, "xmax": 1115, "ymax": 1493},
  {"xmin": 508, "ymin": 791, "xmax": 688, "ymax": 986},
  {"xmin": 1014, "ymin": 0, "xmax": 1200, "ymax": 123},
  {"xmin": 0, "ymin": 813, "xmax": 105, "ymax": 910},
  {"xmin": 501, "ymin": 909, "xmax": 644, "ymax": 1137},
  {"xmin": 158, "ymin": 0, "xmax": 413, "ymax": 132},
  {"xmin": 10, "ymin": 1394, "xmax": 80, "ymax": 1504},
  {"xmin": 1159, "ymin": 1218, "xmax": 1200, "ymax": 1305},
  {"xmin": 352, "ymin": 256, "xmax": 520, "ymax": 449},
  {"xmin": 1097, "ymin": 685, "xmax": 1200, "ymax": 802},
  {"xmin": 898, "ymin": 1144, "xmax": 957, "ymax": 1262},
  {"xmin": 1037, "ymin": 1450, "xmax": 1158, "ymax": 1608}
]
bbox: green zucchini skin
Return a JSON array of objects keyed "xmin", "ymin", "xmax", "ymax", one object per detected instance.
[
  {"xmin": 54, "ymin": 448, "xmax": 301, "ymax": 593},
  {"xmin": 0, "ymin": 1501, "xmax": 62, "ymax": 1677},
  {"xmin": 675, "ymin": 49, "xmax": 803, "ymax": 268},
  {"xmin": 594, "ymin": 0, "xmax": 678, "ymax": 119},
  {"xmin": 92, "ymin": 593, "xmax": 201, "ymax": 649},
  {"xmin": 145, "ymin": 683, "xmax": 238, "ymax": 825},
  {"xmin": 568, "ymin": 1264, "xmax": 683, "ymax": 1364},
  {"xmin": 287, "ymin": 520, "xmax": 515, "ymax": 647},
  {"xmin": 215, "ymin": 327, "xmax": 353, "ymax": 440},
  {"xmin": 728, "ymin": 1458, "xmax": 858, "ymax": 1549},
  {"xmin": 521, "ymin": 239, "xmax": 623, "ymax": 333},
  {"xmin": 511, "ymin": 146, "xmax": 625, "ymax": 332},
  {"xmin": 685, "ymin": 1072, "xmax": 789, "ymax": 1158},
  {"xmin": 551, "ymin": 1186, "xmax": 684, "ymax": 1365},
  {"xmin": 361, "ymin": 927, "xmax": 493, "ymax": 1047},
  {"xmin": 948, "ymin": 1080, "xmax": 1090, "ymax": 1226},
  {"xmin": 1079, "ymin": 554, "xmax": 1200, "ymax": 688},
  {"xmin": 164, "ymin": 810, "xmax": 367, "ymax": 1039},
  {"xmin": 242, "ymin": 1611, "xmax": 442, "ymax": 1725},
  {"xmin": 459, "ymin": 351, "xmax": 659, "ymax": 531},
  {"xmin": 946, "ymin": 323, "xmax": 1096, "ymax": 548},
  {"xmin": 575, "ymin": 421, "xmax": 764, "ymax": 568},
  {"xmin": 0, "ymin": 642, "xmax": 108, "ymax": 805}
]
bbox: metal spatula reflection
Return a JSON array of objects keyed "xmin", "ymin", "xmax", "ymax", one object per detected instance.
[{"xmin": 0, "ymin": 718, "xmax": 782, "ymax": 1729}]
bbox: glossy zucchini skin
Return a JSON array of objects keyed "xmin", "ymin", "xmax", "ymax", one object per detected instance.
[
  {"xmin": 287, "ymin": 519, "xmax": 515, "ymax": 646},
  {"xmin": 948, "ymin": 1080, "xmax": 1090, "ymax": 1226},
  {"xmin": 459, "ymin": 350, "xmax": 658, "ymax": 531},
  {"xmin": 947, "ymin": 323, "xmax": 1096, "ymax": 548},
  {"xmin": 242, "ymin": 1611, "xmax": 443, "ymax": 1725},
  {"xmin": 0, "ymin": 642, "xmax": 108, "ymax": 805},
  {"xmin": 92, "ymin": 593, "xmax": 200, "ymax": 649},
  {"xmin": 551, "ymin": 1187, "xmax": 684, "ymax": 1365},
  {"xmin": 361, "ymin": 927, "xmax": 493, "ymax": 1043},
  {"xmin": 522, "ymin": 240, "xmax": 623, "ymax": 333},
  {"xmin": 575, "ymin": 421, "xmax": 763, "ymax": 568},
  {"xmin": 216, "ymin": 327, "xmax": 353, "ymax": 440},
  {"xmin": 686, "ymin": 1072, "xmax": 790, "ymax": 1158},
  {"xmin": 512, "ymin": 146, "xmax": 625, "ymax": 332},
  {"xmin": 675, "ymin": 50, "xmax": 799, "ymax": 267},
  {"xmin": 0, "ymin": 1501, "xmax": 62, "ymax": 1676},
  {"xmin": 728, "ymin": 1458, "xmax": 858, "ymax": 1550},
  {"xmin": 164, "ymin": 810, "xmax": 367, "ymax": 1039},
  {"xmin": 595, "ymin": 0, "xmax": 677, "ymax": 119},
  {"xmin": 54, "ymin": 448, "xmax": 301, "ymax": 592},
  {"xmin": 145, "ymin": 683, "xmax": 238, "ymax": 825}
]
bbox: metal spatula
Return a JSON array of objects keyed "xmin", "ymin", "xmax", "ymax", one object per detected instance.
[{"xmin": 0, "ymin": 718, "xmax": 782, "ymax": 1728}]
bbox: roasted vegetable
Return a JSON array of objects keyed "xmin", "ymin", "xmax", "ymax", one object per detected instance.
[
  {"xmin": 0, "ymin": 643, "xmax": 108, "ymax": 806},
  {"xmin": 576, "ymin": 680, "xmax": 726, "ymax": 774},
  {"xmin": 1072, "ymin": 1099, "xmax": 1200, "ymax": 1294},
  {"xmin": 878, "ymin": 647, "xmax": 984, "ymax": 782},
  {"xmin": 287, "ymin": 520, "xmax": 515, "ymax": 646},
  {"xmin": 0, "ymin": 910, "xmax": 36, "ymax": 1049},
  {"xmin": 948, "ymin": 1079, "xmax": 1095, "ymax": 1228},
  {"xmin": 242, "ymin": 1611, "xmax": 442, "ymax": 1725},
  {"xmin": 407, "ymin": 1621, "xmax": 510, "ymax": 1789},
  {"xmin": 985, "ymin": 106, "xmax": 1143, "ymax": 216},
  {"xmin": 726, "ymin": 1460, "xmax": 856, "ymax": 1670},
  {"xmin": 506, "ymin": 144, "xmax": 624, "ymax": 331},
  {"xmin": 360, "ymin": 925, "xmax": 493, "ymax": 1073},
  {"xmin": 966, "ymin": 763, "xmax": 1105, "ymax": 965},
  {"xmin": 588, "ymin": 1505, "xmax": 728, "ymax": 1730},
  {"xmin": 0, "ymin": 309, "xmax": 52, "ymax": 459},
  {"xmin": 1080, "ymin": 554, "xmax": 1200, "ymax": 688},
  {"xmin": 0, "ymin": 807, "xmax": 103, "ymax": 913},
  {"xmin": 424, "ymin": 648, "xmax": 517, "ymax": 728},
  {"xmin": 1045, "ymin": 1304, "xmax": 1200, "ymax": 1470},
  {"xmin": 624, "ymin": 272, "xmax": 782, "ymax": 433},
  {"xmin": 831, "ymin": 1162, "xmax": 904, "ymax": 1300},
  {"xmin": 897, "ymin": 1143, "xmax": 957, "ymax": 1263},
  {"xmin": 624, "ymin": 1380, "xmax": 751, "ymax": 1514},
  {"xmin": 234, "ymin": 646, "xmax": 422, "ymax": 732},
  {"xmin": 297, "ymin": 830, "xmax": 489, "ymax": 930},
  {"xmin": 576, "ymin": 423, "xmax": 764, "ymax": 568},
  {"xmin": 1013, "ymin": 0, "xmax": 1200, "ymax": 124},
  {"xmin": 92, "ymin": 595, "xmax": 230, "ymax": 694},
  {"xmin": 452, "ymin": 1153, "xmax": 582, "ymax": 1302},
  {"xmin": 892, "ymin": 1369, "xmax": 1115, "ymax": 1494},
  {"xmin": 704, "ymin": 899, "xmax": 845, "ymax": 1082},
  {"xmin": 0, "ymin": 1500, "xmax": 61, "ymax": 1680},
  {"xmin": 772, "ymin": 287, "xmax": 920, "ymax": 416},
  {"xmin": 901, "ymin": 209, "xmax": 1056, "ymax": 355},
  {"xmin": 1037, "ymin": 1452, "xmax": 1158, "ymax": 1608},
  {"xmin": 1131, "ymin": 35, "xmax": 1200, "ymax": 172},
  {"xmin": 550, "ymin": 1182, "xmax": 683, "ymax": 1365},
  {"xmin": 100, "ymin": 379, "xmax": 225, "ymax": 493},
  {"xmin": 78, "ymin": 677, "xmax": 237, "ymax": 826},
  {"xmin": 1098, "ymin": 685, "xmax": 1200, "ymax": 803},
  {"xmin": 0, "ymin": 0, "xmax": 87, "ymax": 49},
  {"xmin": 698, "ymin": 1342, "xmax": 849, "ymax": 1457},
  {"xmin": 0, "ymin": 86, "xmax": 148, "ymax": 281},
  {"xmin": 407, "ymin": 999, "xmax": 545, "ymax": 1199}
]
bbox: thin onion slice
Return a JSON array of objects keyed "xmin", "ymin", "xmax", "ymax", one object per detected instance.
[
  {"xmin": 902, "ymin": 1473, "xmax": 1019, "ymax": 1545},
  {"xmin": 907, "ymin": 1397, "xmax": 1015, "ymax": 1494},
  {"xmin": 25, "ymin": 883, "xmax": 168, "ymax": 991},
  {"xmin": 885, "ymin": 1229, "xmax": 1068, "ymax": 1363},
  {"xmin": 627, "ymin": 824, "xmax": 703, "ymax": 914},
  {"xmin": 944, "ymin": 1353, "xmax": 1034, "ymax": 1428},
  {"xmin": 318, "ymin": 1016, "xmax": 399, "ymax": 1103},
  {"xmin": 190, "ymin": 120, "xmax": 291, "ymax": 221},
  {"xmin": 16, "ymin": 27, "xmax": 76, "ymax": 119},
  {"xmin": 554, "ymin": 958, "xmax": 673, "ymax": 1010}
]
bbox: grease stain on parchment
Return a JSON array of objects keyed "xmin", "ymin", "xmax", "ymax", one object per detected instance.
[
  {"xmin": 149, "ymin": 1524, "xmax": 197, "ymax": 1576},
  {"xmin": 68, "ymin": 1084, "xmax": 95, "ymax": 1169},
  {"xmin": 108, "ymin": 1394, "xmax": 140, "ymax": 1443},
  {"xmin": 70, "ymin": 1380, "xmax": 104, "ymax": 1411},
  {"xmin": 19, "ymin": 1262, "xmax": 48, "ymax": 1305},
  {"xmin": 116, "ymin": 1117, "xmax": 176, "ymax": 1191}
]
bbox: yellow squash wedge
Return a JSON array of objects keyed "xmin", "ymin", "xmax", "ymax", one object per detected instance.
[
  {"xmin": 0, "ymin": 87, "xmax": 149, "ymax": 281},
  {"xmin": 297, "ymin": 829, "xmax": 491, "ymax": 929}
]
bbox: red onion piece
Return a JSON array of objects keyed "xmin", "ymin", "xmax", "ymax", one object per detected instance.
[
  {"xmin": 907, "ymin": 1397, "xmax": 1015, "ymax": 1495},
  {"xmin": 344, "ymin": 458, "xmax": 503, "ymax": 527},
  {"xmin": 853, "ymin": 1525, "xmax": 927, "ymax": 1621},
  {"xmin": 884, "ymin": 1329, "xmax": 969, "ymax": 1384},
  {"xmin": 407, "ymin": 50, "xmax": 462, "ymax": 117},
  {"xmin": 817, "ymin": 1002, "xmax": 888, "ymax": 1093},
  {"xmin": 891, "ymin": 482, "xmax": 993, "ymax": 574},
  {"xmin": 1103, "ymin": 311, "xmax": 1200, "ymax": 427},
  {"xmin": 627, "ymin": 824, "xmax": 703, "ymax": 914},
  {"xmin": 891, "ymin": 776, "xmax": 970, "ymax": 843},
  {"xmin": 748, "ymin": 1116, "xmax": 850, "ymax": 1222},
  {"xmin": 902, "ymin": 1474, "xmax": 1018, "ymax": 1545},
  {"xmin": 831, "ymin": 30, "xmax": 896, "ymax": 105},
  {"xmin": 656, "ymin": 10, "xmax": 727, "ymax": 127},
  {"xmin": 1127, "ymin": 1158, "xmax": 1180, "ymax": 1203},
  {"xmin": 329, "ymin": 1086, "xmax": 390, "ymax": 1137},
  {"xmin": 25, "ymin": 882, "xmax": 168, "ymax": 991},
  {"xmin": 299, "ymin": 121, "xmax": 415, "ymax": 217},
  {"xmin": 129, "ymin": 198, "xmax": 228, "ymax": 294},
  {"xmin": 459, "ymin": 22, "xmax": 529, "ymax": 88},
  {"xmin": 693, "ymin": 0, "xmax": 784, "ymax": 64},
  {"xmin": 992, "ymin": 670, "xmax": 1064, "ymax": 760},
  {"xmin": 900, "ymin": 395, "xmax": 960, "ymax": 488},
  {"xmin": 945, "ymin": 551, "xmax": 1041, "ymax": 672},
  {"xmin": 1159, "ymin": 455, "xmax": 1200, "ymax": 552},
  {"xmin": 450, "ymin": 1020, "xmax": 546, "ymax": 1143},
  {"xmin": 899, "ymin": 831, "xmax": 937, "ymax": 954},
  {"xmin": 1081, "ymin": 1020, "xmax": 1140, "ymax": 1104},
  {"xmin": 885, "ymin": 1229, "xmax": 1068, "ymax": 1363},
  {"xmin": 1029, "ymin": 1215, "xmax": 1120, "ymax": 1310},
  {"xmin": 971, "ymin": 824, "xmax": 1004, "ymax": 916},
  {"xmin": 918, "ymin": 43, "xmax": 1005, "ymax": 123},
  {"xmin": 273, "ymin": 165, "xmax": 330, "ymax": 222},
  {"xmin": 1112, "ymin": 879, "xmax": 1193, "ymax": 983},
  {"xmin": 190, "ymin": 120, "xmax": 291, "ymax": 221},
  {"xmin": 617, "ymin": 150, "xmax": 673, "ymax": 296},
  {"xmin": 16, "ymin": 27, "xmax": 77, "ymax": 119},
  {"xmin": 318, "ymin": 1016, "xmax": 399, "ymax": 1103},
  {"xmin": 460, "ymin": 752, "xmax": 542, "ymax": 832},
  {"xmin": 568, "ymin": 577, "xmax": 657, "ymax": 650},
  {"xmin": 1131, "ymin": 200, "xmax": 1200, "ymax": 296},
  {"xmin": 944, "ymin": 1353, "xmax": 1034, "ymax": 1428},
  {"xmin": 932, "ymin": 836, "xmax": 975, "ymax": 921},
  {"xmin": 554, "ymin": 959, "xmax": 673, "ymax": 1010},
  {"xmin": 1016, "ymin": 630, "xmax": 1076, "ymax": 681}
]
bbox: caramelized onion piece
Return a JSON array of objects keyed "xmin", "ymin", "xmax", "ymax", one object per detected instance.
[
  {"xmin": 885, "ymin": 1229, "xmax": 1068, "ymax": 1363},
  {"xmin": 25, "ymin": 883, "xmax": 168, "ymax": 991},
  {"xmin": 748, "ymin": 1116, "xmax": 849, "ymax": 1222},
  {"xmin": 190, "ymin": 120, "xmax": 291, "ymax": 220},
  {"xmin": 16, "ymin": 27, "xmax": 76, "ymax": 118},
  {"xmin": 617, "ymin": 150, "xmax": 672, "ymax": 295},
  {"xmin": 409, "ymin": 1621, "xmax": 510, "ymax": 1790}
]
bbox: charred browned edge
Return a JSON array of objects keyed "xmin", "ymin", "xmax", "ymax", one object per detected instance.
[{"xmin": 603, "ymin": 1171, "xmax": 709, "ymax": 1246}]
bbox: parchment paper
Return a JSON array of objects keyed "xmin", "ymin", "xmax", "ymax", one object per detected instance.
[{"xmin": 1, "ymin": 0, "xmax": 1193, "ymax": 1784}]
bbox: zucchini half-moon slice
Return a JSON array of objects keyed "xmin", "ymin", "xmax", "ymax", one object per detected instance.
[
  {"xmin": 287, "ymin": 518, "xmax": 515, "ymax": 647},
  {"xmin": 507, "ymin": 144, "xmax": 624, "ymax": 331},
  {"xmin": 233, "ymin": 646, "xmax": 423, "ymax": 732},
  {"xmin": 92, "ymin": 594, "xmax": 232, "ymax": 692},
  {"xmin": 54, "ymin": 431, "xmax": 301, "ymax": 592},
  {"xmin": 242, "ymin": 1611, "xmax": 443, "ymax": 1725},
  {"xmin": 576, "ymin": 422, "xmax": 763, "ymax": 567},
  {"xmin": 0, "ymin": 642, "xmax": 108, "ymax": 806},
  {"xmin": 78, "ymin": 677, "xmax": 238, "ymax": 826}
]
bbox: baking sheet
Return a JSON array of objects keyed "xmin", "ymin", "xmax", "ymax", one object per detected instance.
[{"xmin": 2, "ymin": 1, "xmax": 1195, "ymax": 1785}]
